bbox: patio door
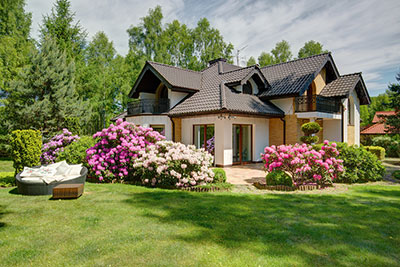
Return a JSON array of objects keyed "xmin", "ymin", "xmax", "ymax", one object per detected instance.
[{"xmin": 232, "ymin": 125, "xmax": 252, "ymax": 164}]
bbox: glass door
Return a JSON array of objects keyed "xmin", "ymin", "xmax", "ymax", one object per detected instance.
[{"xmin": 232, "ymin": 125, "xmax": 252, "ymax": 164}]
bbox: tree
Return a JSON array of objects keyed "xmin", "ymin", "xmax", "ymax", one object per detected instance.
[
  {"xmin": 258, "ymin": 52, "xmax": 275, "ymax": 67},
  {"xmin": 360, "ymin": 93, "xmax": 390, "ymax": 127},
  {"xmin": 298, "ymin": 40, "xmax": 329, "ymax": 58},
  {"xmin": 0, "ymin": 0, "xmax": 33, "ymax": 95},
  {"xmin": 80, "ymin": 32, "xmax": 130, "ymax": 132},
  {"xmin": 4, "ymin": 36, "xmax": 85, "ymax": 136},
  {"xmin": 40, "ymin": 0, "xmax": 87, "ymax": 61},
  {"xmin": 271, "ymin": 40, "xmax": 292, "ymax": 64},
  {"xmin": 385, "ymin": 71, "xmax": 400, "ymax": 134},
  {"xmin": 246, "ymin": 56, "xmax": 257, "ymax": 66}
]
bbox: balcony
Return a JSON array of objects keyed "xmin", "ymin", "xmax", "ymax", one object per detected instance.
[
  {"xmin": 127, "ymin": 99, "xmax": 170, "ymax": 115},
  {"xmin": 295, "ymin": 95, "xmax": 340, "ymax": 113}
]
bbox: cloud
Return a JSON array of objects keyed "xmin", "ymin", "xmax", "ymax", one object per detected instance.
[{"xmin": 26, "ymin": 0, "xmax": 400, "ymax": 96}]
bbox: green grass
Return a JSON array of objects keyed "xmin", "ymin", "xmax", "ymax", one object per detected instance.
[
  {"xmin": 0, "ymin": 183, "xmax": 399, "ymax": 266},
  {"xmin": 0, "ymin": 172, "xmax": 15, "ymax": 187},
  {"xmin": 0, "ymin": 159, "xmax": 13, "ymax": 172}
]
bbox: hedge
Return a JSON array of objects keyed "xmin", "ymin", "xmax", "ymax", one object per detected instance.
[
  {"xmin": 364, "ymin": 146, "xmax": 385, "ymax": 160},
  {"xmin": 212, "ymin": 168, "xmax": 227, "ymax": 183},
  {"xmin": 10, "ymin": 130, "xmax": 42, "ymax": 175},
  {"xmin": 266, "ymin": 170, "xmax": 293, "ymax": 186}
]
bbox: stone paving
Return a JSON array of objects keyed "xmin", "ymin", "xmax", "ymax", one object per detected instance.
[{"xmin": 222, "ymin": 163, "xmax": 266, "ymax": 185}]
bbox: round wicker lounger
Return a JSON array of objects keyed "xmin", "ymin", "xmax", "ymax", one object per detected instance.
[{"xmin": 16, "ymin": 166, "xmax": 88, "ymax": 195}]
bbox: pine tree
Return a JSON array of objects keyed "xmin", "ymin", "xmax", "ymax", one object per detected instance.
[
  {"xmin": 386, "ymin": 72, "xmax": 400, "ymax": 134},
  {"xmin": 5, "ymin": 36, "xmax": 85, "ymax": 136}
]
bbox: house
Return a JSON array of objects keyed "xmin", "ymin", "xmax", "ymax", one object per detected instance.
[
  {"xmin": 360, "ymin": 111, "xmax": 396, "ymax": 136},
  {"xmin": 118, "ymin": 53, "xmax": 370, "ymax": 166}
]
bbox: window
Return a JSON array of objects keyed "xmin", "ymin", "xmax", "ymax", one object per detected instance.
[
  {"xmin": 150, "ymin": 124, "xmax": 165, "ymax": 136},
  {"xmin": 242, "ymin": 81, "xmax": 252, "ymax": 94},
  {"xmin": 193, "ymin": 124, "xmax": 214, "ymax": 154}
]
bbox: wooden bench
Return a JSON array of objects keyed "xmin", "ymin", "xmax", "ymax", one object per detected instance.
[{"xmin": 52, "ymin": 184, "xmax": 84, "ymax": 199}]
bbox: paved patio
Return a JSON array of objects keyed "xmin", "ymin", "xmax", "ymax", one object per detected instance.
[{"xmin": 222, "ymin": 163, "xmax": 266, "ymax": 185}]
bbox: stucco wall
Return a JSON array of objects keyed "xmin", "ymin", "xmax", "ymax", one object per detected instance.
[
  {"xmin": 323, "ymin": 119, "xmax": 342, "ymax": 142},
  {"xmin": 169, "ymin": 90, "xmax": 188, "ymax": 108},
  {"xmin": 139, "ymin": 92, "xmax": 156, "ymax": 100},
  {"xmin": 125, "ymin": 115, "xmax": 172, "ymax": 140},
  {"xmin": 270, "ymin": 98, "xmax": 294, "ymax": 115},
  {"xmin": 181, "ymin": 114, "xmax": 269, "ymax": 166}
]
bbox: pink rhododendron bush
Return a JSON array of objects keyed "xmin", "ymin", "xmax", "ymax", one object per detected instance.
[
  {"xmin": 133, "ymin": 141, "xmax": 214, "ymax": 188},
  {"xmin": 86, "ymin": 119, "xmax": 165, "ymax": 182},
  {"xmin": 41, "ymin": 128, "xmax": 79, "ymax": 164},
  {"xmin": 261, "ymin": 140, "xmax": 344, "ymax": 186}
]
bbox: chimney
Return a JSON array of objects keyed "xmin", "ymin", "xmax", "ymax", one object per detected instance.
[{"xmin": 208, "ymin": 58, "xmax": 227, "ymax": 74}]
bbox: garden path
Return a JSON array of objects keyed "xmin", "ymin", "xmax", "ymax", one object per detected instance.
[{"xmin": 222, "ymin": 163, "xmax": 265, "ymax": 185}]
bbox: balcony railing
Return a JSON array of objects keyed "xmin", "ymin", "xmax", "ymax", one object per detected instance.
[
  {"xmin": 127, "ymin": 99, "xmax": 170, "ymax": 115},
  {"xmin": 295, "ymin": 95, "xmax": 340, "ymax": 113}
]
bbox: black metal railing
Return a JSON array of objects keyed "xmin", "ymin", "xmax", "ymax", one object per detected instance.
[
  {"xmin": 127, "ymin": 99, "xmax": 170, "ymax": 115},
  {"xmin": 295, "ymin": 95, "xmax": 340, "ymax": 113}
]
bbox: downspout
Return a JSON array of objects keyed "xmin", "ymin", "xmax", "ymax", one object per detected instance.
[
  {"xmin": 341, "ymin": 104, "xmax": 344, "ymax": 142},
  {"xmin": 169, "ymin": 116, "xmax": 175, "ymax": 142},
  {"xmin": 280, "ymin": 117, "xmax": 286, "ymax": 144}
]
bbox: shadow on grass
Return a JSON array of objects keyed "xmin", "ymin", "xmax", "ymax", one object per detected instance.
[
  {"xmin": 0, "ymin": 204, "xmax": 10, "ymax": 229},
  {"xmin": 124, "ymin": 188, "xmax": 400, "ymax": 266},
  {"xmin": 8, "ymin": 188, "xmax": 19, "ymax": 195}
]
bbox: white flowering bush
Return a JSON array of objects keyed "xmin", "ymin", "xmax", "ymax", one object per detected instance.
[{"xmin": 133, "ymin": 141, "xmax": 214, "ymax": 188}]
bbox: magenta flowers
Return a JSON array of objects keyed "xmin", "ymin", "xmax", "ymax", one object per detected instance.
[
  {"xmin": 86, "ymin": 119, "xmax": 165, "ymax": 182},
  {"xmin": 261, "ymin": 140, "xmax": 344, "ymax": 186},
  {"xmin": 41, "ymin": 129, "xmax": 80, "ymax": 164}
]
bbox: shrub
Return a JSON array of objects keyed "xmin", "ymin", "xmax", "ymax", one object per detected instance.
[
  {"xmin": 41, "ymin": 129, "xmax": 80, "ymax": 164},
  {"xmin": 372, "ymin": 136, "xmax": 400, "ymax": 158},
  {"xmin": 212, "ymin": 168, "xmax": 227, "ymax": 183},
  {"xmin": 393, "ymin": 170, "xmax": 400, "ymax": 180},
  {"xmin": 364, "ymin": 146, "xmax": 385, "ymax": 160},
  {"xmin": 266, "ymin": 170, "xmax": 292, "ymax": 186},
  {"xmin": 315, "ymin": 142, "xmax": 386, "ymax": 183},
  {"xmin": 133, "ymin": 141, "xmax": 214, "ymax": 188},
  {"xmin": 57, "ymin": 136, "xmax": 96, "ymax": 165},
  {"xmin": 0, "ymin": 134, "xmax": 10, "ymax": 158},
  {"xmin": 301, "ymin": 122, "xmax": 321, "ymax": 144},
  {"xmin": 261, "ymin": 141, "xmax": 343, "ymax": 186},
  {"xmin": 86, "ymin": 119, "xmax": 165, "ymax": 182},
  {"xmin": 10, "ymin": 130, "xmax": 42, "ymax": 175}
]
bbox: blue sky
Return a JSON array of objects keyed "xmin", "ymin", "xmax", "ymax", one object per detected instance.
[{"xmin": 26, "ymin": 0, "xmax": 400, "ymax": 96}]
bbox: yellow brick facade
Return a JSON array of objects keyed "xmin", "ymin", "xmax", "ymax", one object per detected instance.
[
  {"xmin": 347, "ymin": 125, "xmax": 355, "ymax": 145},
  {"xmin": 171, "ymin": 118, "xmax": 182, "ymax": 142},
  {"xmin": 269, "ymin": 118, "xmax": 284, "ymax": 145}
]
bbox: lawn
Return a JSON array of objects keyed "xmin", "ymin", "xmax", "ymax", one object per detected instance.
[
  {"xmin": 1, "ymin": 183, "xmax": 400, "ymax": 266},
  {"xmin": 0, "ymin": 159, "xmax": 13, "ymax": 172}
]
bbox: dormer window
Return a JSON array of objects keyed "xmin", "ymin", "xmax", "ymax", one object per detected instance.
[{"xmin": 243, "ymin": 81, "xmax": 252, "ymax": 94}]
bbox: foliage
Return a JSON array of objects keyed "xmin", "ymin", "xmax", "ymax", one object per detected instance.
[
  {"xmin": 298, "ymin": 40, "xmax": 329, "ymax": 58},
  {"xmin": 385, "ymin": 72, "xmax": 400, "ymax": 134},
  {"xmin": 10, "ymin": 129, "xmax": 42, "ymax": 175},
  {"xmin": 0, "ymin": 134, "xmax": 10, "ymax": 158},
  {"xmin": 41, "ymin": 128, "xmax": 79, "ymax": 164},
  {"xmin": 0, "ymin": 0, "xmax": 33, "ymax": 95},
  {"xmin": 246, "ymin": 56, "xmax": 256, "ymax": 66},
  {"xmin": 257, "ymin": 52, "xmax": 275, "ymax": 67},
  {"xmin": 314, "ymin": 142, "xmax": 386, "ymax": 183},
  {"xmin": 86, "ymin": 119, "xmax": 164, "ymax": 182},
  {"xmin": 271, "ymin": 40, "xmax": 292, "ymax": 64},
  {"xmin": 364, "ymin": 146, "xmax": 385, "ymax": 160},
  {"xmin": 360, "ymin": 93, "xmax": 390, "ymax": 127},
  {"xmin": 301, "ymin": 122, "xmax": 321, "ymax": 144},
  {"xmin": 4, "ymin": 36, "xmax": 86, "ymax": 136},
  {"xmin": 133, "ymin": 141, "xmax": 214, "ymax": 188},
  {"xmin": 0, "ymin": 172, "xmax": 15, "ymax": 187},
  {"xmin": 57, "ymin": 135, "xmax": 95, "ymax": 165},
  {"xmin": 39, "ymin": 0, "xmax": 87, "ymax": 60},
  {"xmin": 212, "ymin": 168, "xmax": 227, "ymax": 183},
  {"xmin": 371, "ymin": 136, "xmax": 400, "ymax": 158},
  {"xmin": 266, "ymin": 170, "xmax": 293, "ymax": 186},
  {"xmin": 392, "ymin": 170, "xmax": 400, "ymax": 180},
  {"xmin": 262, "ymin": 141, "xmax": 344, "ymax": 186},
  {"xmin": 127, "ymin": 6, "xmax": 233, "ymax": 71}
]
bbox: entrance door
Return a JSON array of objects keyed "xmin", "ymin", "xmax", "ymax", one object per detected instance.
[{"xmin": 232, "ymin": 125, "xmax": 252, "ymax": 164}]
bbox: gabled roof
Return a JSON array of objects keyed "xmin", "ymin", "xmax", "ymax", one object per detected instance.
[
  {"xmin": 360, "ymin": 123, "xmax": 391, "ymax": 135},
  {"xmin": 259, "ymin": 53, "xmax": 336, "ymax": 98},
  {"xmin": 372, "ymin": 111, "xmax": 396, "ymax": 123},
  {"xmin": 320, "ymin": 73, "xmax": 371, "ymax": 105}
]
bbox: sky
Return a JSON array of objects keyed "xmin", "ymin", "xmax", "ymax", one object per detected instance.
[{"xmin": 26, "ymin": 0, "xmax": 400, "ymax": 96}]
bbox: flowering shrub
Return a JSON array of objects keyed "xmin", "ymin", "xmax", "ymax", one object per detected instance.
[
  {"xmin": 206, "ymin": 136, "xmax": 215, "ymax": 154},
  {"xmin": 86, "ymin": 119, "xmax": 164, "ymax": 182},
  {"xmin": 261, "ymin": 140, "xmax": 344, "ymax": 186},
  {"xmin": 41, "ymin": 129, "xmax": 79, "ymax": 164},
  {"xmin": 133, "ymin": 141, "xmax": 214, "ymax": 188}
]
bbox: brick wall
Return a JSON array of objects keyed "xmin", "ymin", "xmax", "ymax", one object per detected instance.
[
  {"xmin": 269, "ymin": 118, "xmax": 284, "ymax": 145},
  {"xmin": 172, "ymin": 118, "xmax": 182, "ymax": 142}
]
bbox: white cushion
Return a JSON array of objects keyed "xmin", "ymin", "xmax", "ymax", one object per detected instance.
[
  {"xmin": 67, "ymin": 164, "xmax": 82, "ymax": 176},
  {"xmin": 20, "ymin": 167, "xmax": 37, "ymax": 177},
  {"xmin": 48, "ymin": 161, "xmax": 63, "ymax": 169},
  {"xmin": 55, "ymin": 161, "xmax": 70, "ymax": 176},
  {"xmin": 21, "ymin": 177, "xmax": 43, "ymax": 182}
]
